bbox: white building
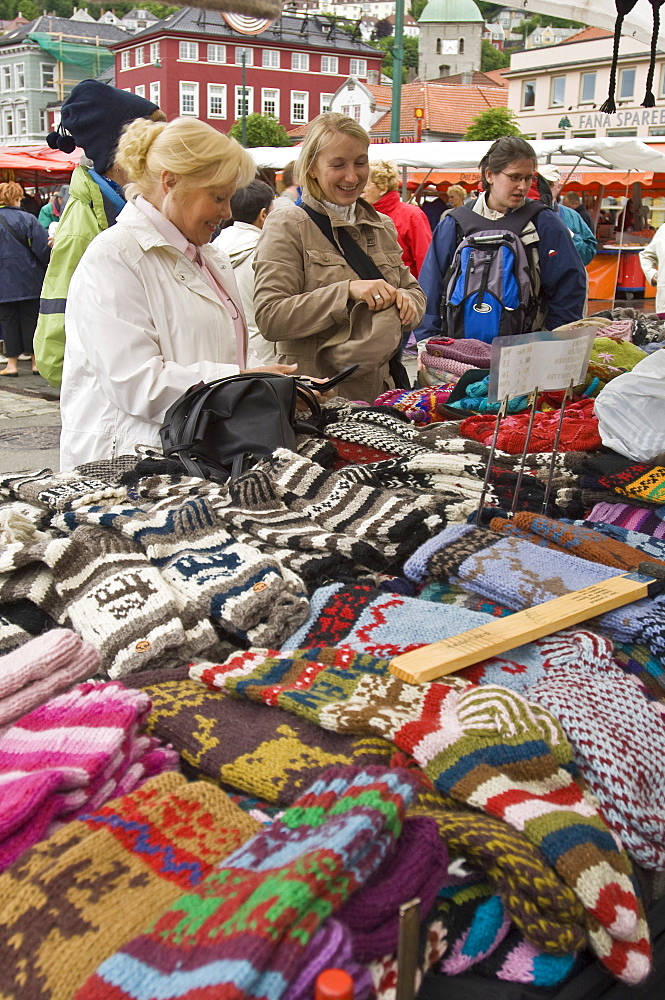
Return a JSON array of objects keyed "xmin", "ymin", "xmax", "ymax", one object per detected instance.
[
  {"xmin": 330, "ymin": 75, "xmax": 391, "ymax": 131},
  {"xmin": 525, "ymin": 25, "xmax": 579, "ymax": 50},
  {"xmin": 506, "ymin": 27, "xmax": 665, "ymax": 140}
]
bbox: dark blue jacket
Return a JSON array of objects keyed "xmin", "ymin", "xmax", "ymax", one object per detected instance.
[
  {"xmin": 0, "ymin": 205, "xmax": 50, "ymax": 303},
  {"xmin": 412, "ymin": 201, "xmax": 587, "ymax": 342}
]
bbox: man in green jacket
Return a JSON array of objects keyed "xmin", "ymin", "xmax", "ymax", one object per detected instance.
[{"xmin": 34, "ymin": 80, "xmax": 164, "ymax": 387}]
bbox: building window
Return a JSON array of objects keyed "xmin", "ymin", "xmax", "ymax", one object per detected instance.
[
  {"xmin": 40, "ymin": 109, "xmax": 49, "ymax": 132},
  {"xmin": 320, "ymin": 92, "xmax": 333, "ymax": 113},
  {"xmin": 649, "ymin": 126, "xmax": 665, "ymax": 135},
  {"xmin": 150, "ymin": 81, "xmax": 160, "ymax": 105},
  {"xmin": 436, "ymin": 38, "xmax": 441, "ymax": 54},
  {"xmin": 342, "ymin": 104, "xmax": 350, "ymax": 115},
  {"xmin": 572, "ymin": 129, "xmax": 595, "ymax": 137},
  {"xmin": 1, "ymin": 65, "xmax": 10, "ymax": 92},
  {"xmin": 542, "ymin": 131, "xmax": 565, "ymax": 139},
  {"xmin": 459, "ymin": 38, "xmax": 464, "ymax": 54},
  {"xmin": 321, "ymin": 55, "xmax": 338, "ymax": 74},
  {"xmin": 262, "ymin": 49, "xmax": 280, "ymax": 68},
  {"xmin": 619, "ymin": 67, "xmax": 636, "ymax": 101},
  {"xmin": 350, "ymin": 58, "xmax": 367, "ymax": 78},
  {"xmin": 179, "ymin": 41, "xmax": 199, "ymax": 61},
  {"xmin": 179, "ymin": 81, "xmax": 199, "ymax": 116},
  {"xmin": 150, "ymin": 42, "xmax": 160, "ymax": 63},
  {"xmin": 261, "ymin": 88, "xmax": 279, "ymax": 117},
  {"xmin": 135, "ymin": 47, "xmax": 145, "ymax": 66},
  {"xmin": 121, "ymin": 50, "xmax": 131, "ymax": 70},
  {"xmin": 521, "ymin": 79, "xmax": 536, "ymax": 109},
  {"xmin": 607, "ymin": 127, "xmax": 637, "ymax": 136},
  {"xmin": 235, "ymin": 46, "xmax": 253, "ymax": 66},
  {"xmin": 40, "ymin": 63, "xmax": 54, "ymax": 90},
  {"xmin": 18, "ymin": 107, "xmax": 27, "ymax": 135},
  {"xmin": 291, "ymin": 90, "xmax": 308, "ymax": 123},
  {"xmin": 235, "ymin": 84, "xmax": 254, "ymax": 118},
  {"xmin": 14, "ymin": 63, "xmax": 25, "ymax": 89},
  {"xmin": 550, "ymin": 75, "xmax": 565, "ymax": 106},
  {"xmin": 208, "ymin": 83, "xmax": 227, "ymax": 118},
  {"xmin": 3, "ymin": 108, "xmax": 14, "ymax": 137},
  {"xmin": 580, "ymin": 71, "xmax": 595, "ymax": 103},
  {"xmin": 207, "ymin": 44, "xmax": 226, "ymax": 63},
  {"xmin": 291, "ymin": 52, "xmax": 309, "ymax": 71},
  {"xmin": 135, "ymin": 84, "xmax": 145, "ymax": 98}
]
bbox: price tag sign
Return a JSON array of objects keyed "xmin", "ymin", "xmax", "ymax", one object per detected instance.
[{"xmin": 487, "ymin": 326, "xmax": 597, "ymax": 403}]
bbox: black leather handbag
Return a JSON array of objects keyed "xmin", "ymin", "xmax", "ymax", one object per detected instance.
[{"xmin": 160, "ymin": 367, "xmax": 357, "ymax": 483}]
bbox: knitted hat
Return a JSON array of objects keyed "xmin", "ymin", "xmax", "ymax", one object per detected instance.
[
  {"xmin": 590, "ymin": 337, "xmax": 648, "ymax": 372},
  {"xmin": 48, "ymin": 80, "xmax": 158, "ymax": 174},
  {"xmin": 424, "ymin": 338, "xmax": 493, "ymax": 366},
  {"xmin": 0, "ymin": 774, "xmax": 261, "ymax": 1000},
  {"xmin": 460, "ymin": 398, "xmax": 603, "ymax": 454}
]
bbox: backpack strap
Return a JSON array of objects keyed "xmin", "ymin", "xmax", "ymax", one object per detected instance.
[
  {"xmin": 450, "ymin": 200, "xmax": 547, "ymax": 240},
  {"xmin": 300, "ymin": 203, "xmax": 384, "ymax": 281}
]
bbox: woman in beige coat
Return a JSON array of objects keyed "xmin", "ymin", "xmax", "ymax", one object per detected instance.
[{"xmin": 253, "ymin": 113, "xmax": 426, "ymax": 403}]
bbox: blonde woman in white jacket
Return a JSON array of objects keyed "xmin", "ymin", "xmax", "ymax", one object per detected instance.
[
  {"xmin": 639, "ymin": 225, "xmax": 665, "ymax": 318},
  {"xmin": 60, "ymin": 117, "xmax": 296, "ymax": 470}
]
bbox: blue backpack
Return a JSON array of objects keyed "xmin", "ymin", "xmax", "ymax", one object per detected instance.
[{"xmin": 443, "ymin": 201, "xmax": 546, "ymax": 343}]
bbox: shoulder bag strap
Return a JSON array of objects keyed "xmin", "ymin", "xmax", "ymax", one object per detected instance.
[
  {"xmin": 300, "ymin": 204, "xmax": 385, "ymax": 281},
  {"xmin": 0, "ymin": 211, "xmax": 31, "ymax": 252}
]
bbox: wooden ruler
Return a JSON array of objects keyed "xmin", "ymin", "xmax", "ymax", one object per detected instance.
[{"xmin": 389, "ymin": 563, "xmax": 665, "ymax": 685}]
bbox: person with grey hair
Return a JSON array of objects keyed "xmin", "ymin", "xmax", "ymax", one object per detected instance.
[
  {"xmin": 538, "ymin": 164, "xmax": 596, "ymax": 265},
  {"xmin": 412, "ymin": 136, "xmax": 587, "ymax": 343}
]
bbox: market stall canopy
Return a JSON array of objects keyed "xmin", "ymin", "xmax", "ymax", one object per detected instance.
[
  {"xmin": 0, "ymin": 144, "xmax": 83, "ymax": 183},
  {"xmin": 514, "ymin": 1, "xmax": 663, "ymax": 49}
]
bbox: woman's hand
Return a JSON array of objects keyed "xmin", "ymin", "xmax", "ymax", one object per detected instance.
[
  {"xmin": 348, "ymin": 279, "xmax": 397, "ymax": 311},
  {"xmin": 394, "ymin": 289, "xmax": 418, "ymax": 327},
  {"xmin": 243, "ymin": 363, "xmax": 298, "ymax": 375}
]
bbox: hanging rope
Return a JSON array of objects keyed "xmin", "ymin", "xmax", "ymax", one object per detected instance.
[
  {"xmin": 642, "ymin": 1, "xmax": 665, "ymax": 106},
  {"xmin": 600, "ymin": 1, "xmax": 640, "ymax": 114}
]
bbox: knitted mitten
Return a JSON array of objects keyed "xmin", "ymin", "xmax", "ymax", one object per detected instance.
[
  {"xmin": 420, "ymin": 684, "xmax": 651, "ymax": 983},
  {"xmin": 43, "ymin": 525, "xmax": 195, "ymax": 678},
  {"xmin": 62, "ymin": 498, "xmax": 310, "ymax": 649},
  {"xmin": 470, "ymin": 922, "xmax": 576, "ymax": 987},
  {"xmin": 77, "ymin": 766, "xmax": 419, "ymax": 1000},
  {"xmin": 0, "ymin": 469, "xmax": 127, "ymax": 516},
  {"xmin": 0, "ymin": 773, "xmax": 261, "ymax": 1000},
  {"xmin": 0, "ymin": 682, "xmax": 179, "ymax": 870},
  {"xmin": 127, "ymin": 666, "xmax": 393, "ymax": 805},
  {"xmin": 0, "ymin": 629, "xmax": 100, "ymax": 729},
  {"xmin": 283, "ymin": 919, "xmax": 374, "ymax": 1000},
  {"xmin": 585, "ymin": 501, "xmax": 665, "ymax": 538},
  {"xmin": 438, "ymin": 883, "xmax": 512, "ymax": 974}
]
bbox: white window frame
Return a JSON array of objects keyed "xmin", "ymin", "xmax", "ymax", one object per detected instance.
[
  {"xmin": 179, "ymin": 80, "xmax": 199, "ymax": 116},
  {"xmin": 341, "ymin": 104, "xmax": 350, "ymax": 116},
  {"xmin": 291, "ymin": 52, "xmax": 309, "ymax": 71},
  {"xmin": 262, "ymin": 49, "xmax": 280, "ymax": 68},
  {"xmin": 40, "ymin": 62, "xmax": 54, "ymax": 90},
  {"xmin": 619, "ymin": 66, "xmax": 636, "ymax": 101},
  {"xmin": 208, "ymin": 82, "xmax": 227, "ymax": 119},
  {"xmin": 580, "ymin": 71, "xmax": 595, "ymax": 103},
  {"xmin": 121, "ymin": 50, "xmax": 131, "ymax": 71},
  {"xmin": 290, "ymin": 89, "xmax": 308, "ymax": 124},
  {"xmin": 549, "ymin": 75, "xmax": 565, "ymax": 107},
  {"xmin": 350, "ymin": 58, "xmax": 367, "ymax": 78},
  {"xmin": 261, "ymin": 87, "xmax": 279, "ymax": 118},
  {"xmin": 17, "ymin": 106, "xmax": 27, "ymax": 135},
  {"xmin": 39, "ymin": 109, "xmax": 49, "ymax": 132},
  {"xmin": 135, "ymin": 46, "xmax": 145, "ymax": 66},
  {"xmin": 14, "ymin": 62, "xmax": 25, "ymax": 90},
  {"xmin": 150, "ymin": 42, "xmax": 160, "ymax": 63},
  {"xmin": 135, "ymin": 84, "xmax": 145, "ymax": 98},
  {"xmin": 320, "ymin": 92, "xmax": 333, "ymax": 114},
  {"xmin": 3, "ymin": 108, "xmax": 15, "ymax": 137},
  {"xmin": 179, "ymin": 41, "xmax": 199, "ymax": 62},
  {"xmin": 235, "ymin": 84, "xmax": 254, "ymax": 119},
  {"xmin": 149, "ymin": 81, "xmax": 160, "ymax": 105},
  {"xmin": 521, "ymin": 79, "xmax": 536, "ymax": 109},
  {"xmin": 0, "ymin": 65, "xmax": 10, "ymax": 92},
  {"xmin": 235, "ymin": 46, "xmax": 254, "ymax": 66},
  {"xmin": 207, "ymin": 44, "xmax": 226, "ymax": 63},
  {"xmin": 321, "ymin": 55, "xmax": 338, "ymax": 74}
]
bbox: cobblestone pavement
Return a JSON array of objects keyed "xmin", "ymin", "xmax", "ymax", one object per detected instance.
[{"xmin": 0, "ymin": 366, "xmax": 60, "ymax": 474}]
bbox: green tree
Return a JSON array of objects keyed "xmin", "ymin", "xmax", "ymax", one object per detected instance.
[
  {"xmin": 228, "ymin": 113, "xmax": 293, "ymax": 148},
  {"xmin": 371, "ymin": 35, "xmax": 418, "ymax": 82},
  {"xmin": 409, "ymin": 0, "xmax": 427, "ymax": 20},
  {"xmin": 464, "ymin": 107, "xmax": 524, "ymax": 140},
  {"xmin": 480, "ymin": 39, "xmax": 510, "ymax": 72}
]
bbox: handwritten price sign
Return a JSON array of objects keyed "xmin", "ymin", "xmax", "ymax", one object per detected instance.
[{"xmin": 487, "ymin": 327, "xmax": 597, "ymax": 403}]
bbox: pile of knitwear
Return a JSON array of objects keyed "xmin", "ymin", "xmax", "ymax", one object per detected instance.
[{"xmin": 0, "ymin": 390, "xmax": 665, "ymax": 998}]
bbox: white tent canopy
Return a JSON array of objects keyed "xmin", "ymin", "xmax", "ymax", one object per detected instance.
[
  {"xmin": 249, "ymin": 137, "xmax": 665, "ymax": 173},
  {"xmin": 510, "ymin": 1, "xmax": 662, "ymax": 49}
]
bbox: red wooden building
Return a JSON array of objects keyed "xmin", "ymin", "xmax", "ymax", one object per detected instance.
[{"xmin": 109, "ymin": 9, "xmax": 384, "ymax": 135}]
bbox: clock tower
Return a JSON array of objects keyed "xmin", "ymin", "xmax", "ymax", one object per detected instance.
[{"xmin": 418, "ymin": 0, "xmax": 484, "ymax": 82}]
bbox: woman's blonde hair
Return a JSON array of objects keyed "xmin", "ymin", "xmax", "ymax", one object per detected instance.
[
  {"xmin": 117, "ymin": 116, "xmax": 256, "ymax": 200},
  {"xmin": 446, "ymin": 184, "xmax": 466, "ymax": 202},
  {"xmin": 368, "ymin": 160, "xmax": 399, "ymax": 193},
  {"xmin": 297, "ymin": 112, "xmax": 370, "ymax": 201},
  {"xmin": 0, "ymin": 181, "xmax": 23, "ymax": 205}
]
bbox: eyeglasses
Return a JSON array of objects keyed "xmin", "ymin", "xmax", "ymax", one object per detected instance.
[{"xmin": 500, "ymin": 172, "xmax": 535, "ymax": 185}]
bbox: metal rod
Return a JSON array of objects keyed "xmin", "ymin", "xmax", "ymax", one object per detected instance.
[
  {"xmin": 476, "ymin": 394, "xmax": 509, "ymax": 525},
  {"xmin": 511, "ymin": 386, "xmax": 539, "ymax": 514},
  {"xmin": 541, "ymin": 380, "xmax": 574, "ymax": 514},
  {"xmin": 395, "ymin": 896, "xmax": 420, "ymax": 1000}
]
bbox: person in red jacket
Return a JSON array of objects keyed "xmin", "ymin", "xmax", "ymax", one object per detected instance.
[{"xmin": 363, "ymin": 160, "xmax": 432, "ymax": 277}]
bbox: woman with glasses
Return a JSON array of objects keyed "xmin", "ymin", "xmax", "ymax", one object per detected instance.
[{"xmin": 412, "ymin": 136, "xmax": 587, "ymax": 343}]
